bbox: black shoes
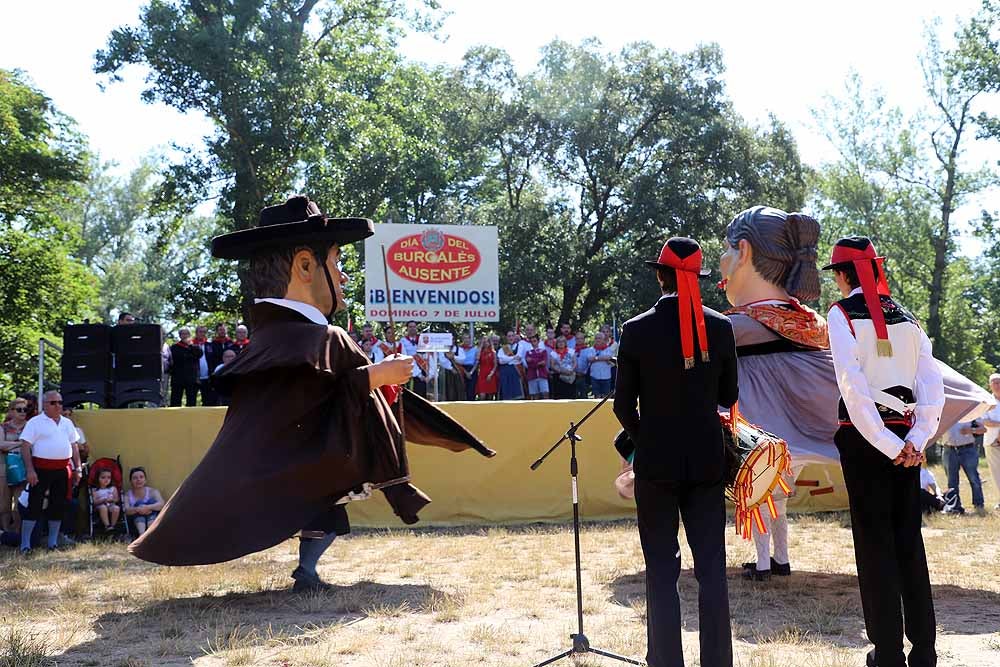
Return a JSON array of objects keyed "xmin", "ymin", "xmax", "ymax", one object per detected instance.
[
  {"xmin": 291, "ymin": 566, "xmax": 333, "ymax": 593},
  {"xmin": 770, "ymin": 557, "xmax": 791, "ymax": 576},
  {"xmin": 741, "ymin": 557, "xmax": 791, "ymax": 581},
  {"xmin": 742, "ymin": 568, "xmax": 771, "ymax": 581}
]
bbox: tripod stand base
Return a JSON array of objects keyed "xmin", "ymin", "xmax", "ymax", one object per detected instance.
[{"xmin": 531, "ymin": 633, "xmax": 645, "ymax": 666}]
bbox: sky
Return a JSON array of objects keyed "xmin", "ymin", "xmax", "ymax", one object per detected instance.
[{"xmin": 0, "ymin": 0, "xmax": 996, "ymax": 249}]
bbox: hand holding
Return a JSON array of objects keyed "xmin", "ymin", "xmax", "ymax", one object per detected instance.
[
  {"xmin": 26, "ymin": 470, "xmax": 38, "ymax": 486},
  {"xmin": 370, "ymin": 355, "xmax": 414, "ymax": 388}
]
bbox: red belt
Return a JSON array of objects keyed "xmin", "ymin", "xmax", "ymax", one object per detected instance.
[{"xmin": 32, "ymin": 457, "xmax": 73, "ymax": 499}]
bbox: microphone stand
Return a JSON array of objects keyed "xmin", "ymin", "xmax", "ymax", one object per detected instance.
[{"xmin": 529, "ymin": 391, "xmax": 643, "ymax": 667}]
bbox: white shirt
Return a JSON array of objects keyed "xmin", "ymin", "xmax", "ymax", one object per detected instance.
[
  {"xmin": 514, "ymin": 339, "xmax": 532, "ymax": 363},
  {"xmin": 828, "ymin": 288, "xmax": 945, "ymax": 459},
  {"xmin": 983, "ymin": 401, "xmax": 1000, "ymax": 447},
  {"xmin": 20, "ymin": 413, "xmax": 79, "ymax": 460},
  {"xmin": 255, "ymin": 297, "xmax": 327, "ymax": 326},
  {"xmin": 497, "ymin": 345, "xmax": 522, "ymax": 366}
]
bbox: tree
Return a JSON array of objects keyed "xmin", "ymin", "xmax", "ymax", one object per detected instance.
[
  {"xmin": 0, "ymin": 69, "xmax": 88, "ymax": 233},
  {"xmin": 501, "ymin": 40, "xmax": 807, "ymax": 327},
  {"xmin": 0, "ymin": 70, "xmax": 95, "ymax": 400},
  {"xmin": 95, "ymin": 0, "xmax": 441, "ymax": 315},
  {"xmin": 901, "ymin": 22, "xmax": 997, "ymax": 346}
]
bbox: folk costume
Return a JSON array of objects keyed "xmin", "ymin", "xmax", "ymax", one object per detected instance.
[
  {"xmin": 824, "ymin": 237, "xmax": 942, "ymax": 667},
  {"xmin": 614, "ymin": 237, "xmax": 739, "ymax": 667},
  {"xmin": 129, "ymin": 196, "xmax": 494, "ymax": 589}
]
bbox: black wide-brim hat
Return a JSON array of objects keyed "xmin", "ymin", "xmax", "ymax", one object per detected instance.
[
  {"xmin": 644, "ymin": 237, "xmax": 711, "ymax": 276},
  {"xmin": 211, "ymin": 195, "xmax": 374, "ymax": 260}
]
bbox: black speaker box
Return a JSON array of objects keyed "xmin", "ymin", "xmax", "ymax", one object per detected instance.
[
  {"xmin": 61, "ymin": 381, "xmax": 110, "ymax": 409},
  {"xmin": 112, "ymin": 324, "xmax": 162, "ymax": 356},
  {"xmin": 113, "ymin": 354, "xmax": 164, "ymax": 382},
  {"xmin": 110, "ymin": 380, "xmax": 164, "ymax": 408},
  {"xmin": 62, "ymin": 353, "xmax": 112, "ymax": 383},
  {"xmin": 63, "ymin": 324, "xmax": 111, "ymax": 356}
]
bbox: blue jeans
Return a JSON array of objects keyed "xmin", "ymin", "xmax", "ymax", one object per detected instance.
[
  {"xmin": 943, "ymin": 445, "xmax": 984, "ymax": 509},
  {"xmin": 591, "ymin": 377, "xmax": 612, "ymax": 398}
]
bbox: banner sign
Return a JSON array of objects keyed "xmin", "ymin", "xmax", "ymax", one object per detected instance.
[
  {"xmin": 417, "ymin": 333, "xmax": 454, "ymax": 352},
  {"xmin": 364, "ymin": 224, "xmax": 500, "ymax": 322}
]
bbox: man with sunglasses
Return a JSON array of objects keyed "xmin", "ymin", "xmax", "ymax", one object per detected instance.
[{"xmin": 16, "ymin": 391, "xmax": 82, "ymax": 554}]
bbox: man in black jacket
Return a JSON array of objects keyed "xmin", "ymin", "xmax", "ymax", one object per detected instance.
[
  {"xmin": 168, "ymin": 328, "xmax": 203, "ymax": 407},
  {"xmin": 614, "ymin": 237, "xmax": 739, "ymax": 667}
]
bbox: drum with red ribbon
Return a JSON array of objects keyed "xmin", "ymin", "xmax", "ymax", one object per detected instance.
[{"xmin": 722, "ymin": 403, "xmax": 793, "ymax": 540}]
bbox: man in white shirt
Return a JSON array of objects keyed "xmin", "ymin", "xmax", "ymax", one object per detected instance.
[
  {"xmin": 18, "ymin": 391, "xmax": 82, "ymax": 554},
  {"xmin": 823, "ymin": 237, "xmax": 944, "ymax": 667},
  {"xmin": 940, "ymin": 419, "xmax": 985, "ymax": 514},
  {"xmin": 982, "ymin": 374, "xmax": 1000, "ymax": 510}
]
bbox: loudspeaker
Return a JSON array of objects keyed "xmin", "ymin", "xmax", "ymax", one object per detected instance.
[
  {"xmin": 110, "ymin": 380, "xmax": 164, "ymax": 408},
  {"xmin": 61, "ymin": 381, "xmax": 110, "ymax": 409},
  {"xmin": 112, "ymin": 324, "xmax": 162, "ymax": 356},
  {"xmin": 63, "ymin": 324, "xmax": 111, "ymax": 356},
  {"xmin": 114, "ymin": 354, "xmax": 163, "ymax": 382},
  {"xmin": 61, "ymin": 354, "xmax": 112, "ymax": 383}
]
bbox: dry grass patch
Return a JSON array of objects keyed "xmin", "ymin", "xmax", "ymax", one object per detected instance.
[{"xmin": 0, "ymin": 465, "xmax": 996, "ymax": 666}]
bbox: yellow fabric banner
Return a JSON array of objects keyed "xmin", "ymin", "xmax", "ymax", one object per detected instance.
[{"xmin": 75, "ymin": 401, "xmax": 847, "ymax": 527}]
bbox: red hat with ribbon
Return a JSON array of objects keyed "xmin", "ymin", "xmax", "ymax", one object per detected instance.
[
  {"xmin": 646, "ymin": 237, "xmax": 712, "ymax": 369},
  {"xmin": 822, "ymin": 236, "xmax": 893, "ymax": 357}
]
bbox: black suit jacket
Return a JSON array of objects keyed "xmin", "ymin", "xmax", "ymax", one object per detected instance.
[
  {"xmin": 613, "ymin": 295, "xmax": 738, "ymax": 484},
  {"xmin": 168, "ymin": 342, "xmax": 203, "ymax": 385}
]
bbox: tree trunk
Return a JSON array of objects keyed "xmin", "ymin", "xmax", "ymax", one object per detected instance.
[{"xmin": 926, "ymin": 150, "xmax": 958, "ymax": 346}]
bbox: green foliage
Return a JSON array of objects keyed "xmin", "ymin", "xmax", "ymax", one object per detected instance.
[
  {"xmin": 0, "ymin": 69, "xmax": 95, "ymax": 400},
  {"xmin": 0, "ymin": 230, "xmax": 98, "ymax": 400},
  {"xmin": 0, "ymin": 69, "xmax": 88, "ymax": 233}
]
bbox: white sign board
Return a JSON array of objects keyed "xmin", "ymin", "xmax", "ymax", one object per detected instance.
[
  {"xmin": 364, "ymin": 224, "xmax": 499, "ymax": 322},
  {"xmin": 417, "ymin": 333, "xmax": 454, "ymax": 352}
]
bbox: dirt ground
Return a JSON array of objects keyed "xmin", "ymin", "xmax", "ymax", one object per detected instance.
[{"xmin": 1, "ymin": 464, "xmax": 998, "ymax": 667}]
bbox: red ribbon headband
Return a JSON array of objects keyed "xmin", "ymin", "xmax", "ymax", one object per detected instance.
[
  {"xmin": 657, "ymin": 244, "xmax": 710, "ymax": 369},
  {"xmin": 829, "ymin": 242, "xmax": 893, "ymax": 356}
]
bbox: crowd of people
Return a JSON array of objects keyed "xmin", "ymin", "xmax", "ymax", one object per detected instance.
[
  {"xmin": 1, "ymin": 391, "xmax": 162, "ymax": 553},
  {"xmin": 351, "ymin": 320, "xmax": 619, "ymax": 401},
  {"xmin": 157, "ymin": 315, "xmax": 623, "ymax": 405}
]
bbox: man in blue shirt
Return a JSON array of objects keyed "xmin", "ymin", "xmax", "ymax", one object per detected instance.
[
  {"xmin": 574, "ymin": 333, "xmax": 592, "ymax": 398},
  {"xmin": 588, "ymin": 331, "xmax": 615, "ymax": 397}
]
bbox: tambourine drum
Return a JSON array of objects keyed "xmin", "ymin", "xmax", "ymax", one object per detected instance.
[
  {"xmin": 722, "ymin": 406, "xmax": 793, "ymax": 540},
  {"xmin": 613, "ymin": 406, "xmax": 792, "ymax": 541}
]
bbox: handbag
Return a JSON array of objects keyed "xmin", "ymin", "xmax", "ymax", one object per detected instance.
[{"xmin": 5, "ymin": 452, "xmax": 27, "ymax": 486}]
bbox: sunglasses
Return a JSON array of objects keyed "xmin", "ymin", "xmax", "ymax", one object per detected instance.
[
  {"xmin": 47, "ymin": 400, "xmax": 63, "ymax": 406},
  {"xmin": 14, "ymin": 407, "xmax": 27, "ymax": 413}
]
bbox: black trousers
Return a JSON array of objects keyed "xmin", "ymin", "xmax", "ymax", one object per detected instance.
[
  {"xmin": 170, "ymin": 380, "xmax": 198, "ymax": 407},
  {"xmin": 26, "ymin": 466, "xmax": 69, "ymax": 522},
  {"xmin": 835, "ymin": 425, "xmax": 936, "ymax": 667},
  {"xmin": 634, "ymin": 477, "xmax": 732, "ymax": 667},
  {"xmin": 198, "ymin": 380, "xmax": 217, "ymax": 406}
]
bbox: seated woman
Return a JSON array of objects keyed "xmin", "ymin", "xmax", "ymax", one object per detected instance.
[
  {"xmin": 92, "ymin": 469, "xmax": 121, "ymax": 532},
  {"xmin": 124, "ymin": 467, "xmax": 165, "ymax": 537}
]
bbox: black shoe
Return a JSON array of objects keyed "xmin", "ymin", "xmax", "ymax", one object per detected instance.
[
  {"xmin": 770, "ymin": 558, "xmax": 791, "ymax": 576},
  {"xmin": 743, "ymin": 568, "xmax": 771, "ymax": 581},
  {"xmin": 290, "ymin": 567, "xmax": 333, "ymax": 593},
  {"xmin": 741, "ymin": 561, "xmax": 758, "ymax": 571}
]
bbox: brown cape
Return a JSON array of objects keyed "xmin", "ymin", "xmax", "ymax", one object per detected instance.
[{"xmin": 129, "ymin": 303, "xmax": 493, "ymax": 566}]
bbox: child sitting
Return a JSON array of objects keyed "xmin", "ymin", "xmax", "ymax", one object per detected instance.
[{"xmin": 92, "ymin": 469, "xmax": 121, "ymax": 532}]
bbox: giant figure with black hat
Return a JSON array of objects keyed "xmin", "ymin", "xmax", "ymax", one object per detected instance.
[
  {"xmin": 129, "ymin": 195, "xmax": 494, "ymax": 591},
  {"xmin": 824, "ymin": 236, "xmax": 943, "ymax": 667},
  {"xmin": 613, "ymin": 237, "xmax": 739, "ymax": 667}
]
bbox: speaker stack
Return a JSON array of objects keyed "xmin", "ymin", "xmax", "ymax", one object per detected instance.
[
  {"xmin": 111, "ymin": 324, "xmax": 164, "ymax": 407},
  {"xmin": 61, "ymin": 324, "xmax": 112, "ymax": 408}
]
